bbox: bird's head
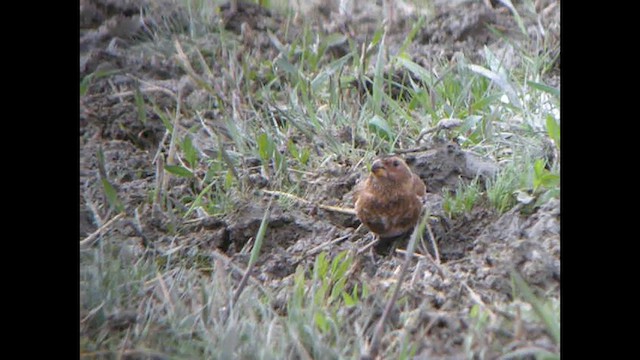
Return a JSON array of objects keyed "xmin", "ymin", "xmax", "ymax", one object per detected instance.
[{"xmin": 370, "ymin": 156, "xmax": 412, "ymax": 182}]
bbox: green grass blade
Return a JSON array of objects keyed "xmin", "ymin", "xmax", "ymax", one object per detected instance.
[
  {"xmin": 372, "ymin": 31, "xmax": 386, "ymax": 116},
  {"xmin": 248, "ymin": 199, "xmax": 272, "ymax": 269},
  {"xmin": 165, "ymin": 165, "xmax": 194, "ymax": 178},
  {"xmin": 468, "ymin": 64, "xmax": 521, "ymax": 109},
  {"xmin": 528, "ymin": 81, "xmax": 560, "ymax": 99},
  {"xmin": 395, "ymin": 56, "xmax": 433, "ymax": 84},
  {"xmin": 545, "ymin": 114, "xmax": 560, "ymax": 147},
  {"xmin": 134, "ymin": 88, "xmax": 147, "ymax": 125},
  {"xmin": 183, "ymin": 180, "xmax": 215, "ymax": 219},
  {"xmin": 182, "ymin": 135, "xmax": 198, "ymax": 168},
  {"xmin": 497, "ymin": 0, "xmax": 527, "ymax": 36},
  {"xmin": 368, "ymin": 115, "xmax": 394, "ymax": 140},
  {"xmin": 311, "ymin": 53, "xmax": 352, "ymax": 92},
  {"xmin": 101, "ymin": 178, "xmax": 124, "ymax": 213}
]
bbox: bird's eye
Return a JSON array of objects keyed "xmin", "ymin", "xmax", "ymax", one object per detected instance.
[{"xmin": 392, "ymin": 160, "xmax": 399, "ymax": 167}]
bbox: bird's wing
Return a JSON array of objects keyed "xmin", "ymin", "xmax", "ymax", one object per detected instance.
[{"xmin": 412, "ymin": 174, "xmax": 427, "ymax": 197}]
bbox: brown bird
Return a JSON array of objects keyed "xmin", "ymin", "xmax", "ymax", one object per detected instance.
[{"xmin": 354, "ymin": 156, "xmax": 427, "ymax": 239}]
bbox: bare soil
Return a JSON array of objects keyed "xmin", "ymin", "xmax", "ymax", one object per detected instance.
[{"xmin": 80, "ymin": 0, "xmax": 560, "ymax": 358}]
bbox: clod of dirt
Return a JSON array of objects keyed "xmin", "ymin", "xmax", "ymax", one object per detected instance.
[
  {"xmin": 223, "ymin": 198, "xmax": 344, "ymax": 279},
  {"xmin": 80, "ymin": 0, "xmax": 142, "ymax": 30},
  {"xmin": 80, "ymin": 206, "xmax": 98, "ymax": 238},
  {"xmin": 220, "ymin": 1, "xmax": 278, "ymax": 34},
  {"xmin": 337, "ymin": 127, "xmax": 367, "ymax": 149},
  {"xmin": 302, "ymin": 163, "xmax": 361, "ymax": 229},
  {"xmin": 80, "ymin": 139, "xmax": 155, "ymax": 225},
  {"xmin": 421, "ymin": 2, "xmax": 497, "ymax": 44},
  {"xmin": 406, "ymin": 140, "xmax": 499, "ymax": 194},
  {"xmin": 107, "ymin": 310, "xmax": 138, "ymax": 331},
  {"xmin": 414, "ymin": 1, "xmax": 518, "ymax": 63},
  {"xmin": 227, "ymin": 201, "xmax": 309, "ymax": 253}
]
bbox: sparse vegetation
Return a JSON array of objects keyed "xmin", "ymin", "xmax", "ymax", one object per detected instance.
[{"xmin": 80, "ymin": 0, "xmax": 560, "ymax": 358}]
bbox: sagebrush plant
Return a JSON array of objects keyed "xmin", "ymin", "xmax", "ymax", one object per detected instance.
[{"xmin": 81, "ymin": 0, "xmax": 559, "ymax": 357}]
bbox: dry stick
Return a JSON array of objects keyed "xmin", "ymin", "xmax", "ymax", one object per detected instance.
[
  {"xmin": 80, "ymin": 301, "xmax": 105, "ymax": 324},
  {"xmin": 356, "ymin": 235, "xmax": 379, "ymax": 255},
  {"xmin": 165, "ymin": 90, "xmax": 181, "ymax": 170},
  {"xmin": 108, "ymin": 85, "xmax": 176, "ymax": 100},
  {"xmin": 159, "ymin": 95, "xmax": 181, "ymax": 215},
  {"xmin": 289, "ymin": 225, "xmax": 365, "ymax": 269},
  {"xmin": 394, "ymin": 248, "xmax": 426, "ymax": 259},
  {"xmin": 363, "ymin": 210, "xmax": 430, "ymax": 360},
  {"xmin": 80, "ymin": 212, "xmax": 125, "ymax": 248},
  {"xmin": 231, "ymin": 251, "xmax": 257, "ymax": 305},
  {"xmin": 304, "ymin": 234, "xmax": 351, "ymax": 257},
  {"xmin": 425, "ymin": 218, "xmax": 441, "ymax": 264},
  {"xmin": 152, "ymin": 130, "xmax": 170, "ymax": 165},
  {"xmin": 262, "ymin": 189, "xmax": 356, "ymax": 215},
  {"xmin": 153, "ymin": 155, "xmax": 165, "ymax": 216}
]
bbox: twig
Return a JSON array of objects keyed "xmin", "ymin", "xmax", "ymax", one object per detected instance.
[
  {"xmin": 80, "ymin": 301, "xmax": 105, "ymax": 324},
  {"xmin": 108, "ymin": 86, "xmax": 176, "ymax": 101},
  {"xmin": 165, "ymin": 91, "xmax": 180, "ymax": 169},
  {"xmin": 394, "ymin": 248, "xmax": 426, "ymax": 259},
  {"xmin": 79, "ymin": 212, "xmax": 125, "ymax": 248},
  {"xmin": 304, "ymin": 233, "xmax": 351, "ymax": 257},
  {"xmin": 356, "ymin": 235, "xmax": 379, "ymax": 255},
  {"xmin": 152, "ymin": 129, "xmax": 169, "ymax": 165},
  {"xmin": 153, "ymin": 155, "xmax": 164, "ymax": 216},
  {"xmin": 231, "ymin": 256, "xmax": 256, "ymax": 305},
  {"xmin": 425, "ymin": 216, "xmax": 440, "ymax": 264},
  {"xmin": 262, "ymin": 189, "xmax": 356, "ymax": 215}
]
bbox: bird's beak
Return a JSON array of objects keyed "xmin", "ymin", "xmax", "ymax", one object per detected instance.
[{"xmin": 371, "ymin": 160, "xmax": 386, "ymax": 177}]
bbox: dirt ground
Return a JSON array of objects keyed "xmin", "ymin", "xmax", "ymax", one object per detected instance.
[{"xmin": 80, "ymin": 0, "xmax": 560, "ymax": 358}]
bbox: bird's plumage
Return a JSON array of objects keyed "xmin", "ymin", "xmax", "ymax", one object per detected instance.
[{"xmin": 354, "ymin": 156, "xmax": 426, "ymax": 238}]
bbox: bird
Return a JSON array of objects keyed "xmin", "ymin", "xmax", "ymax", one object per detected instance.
[{"xmin": 354, "ymin": 156, "xmax": 427, "ymax": 239}]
